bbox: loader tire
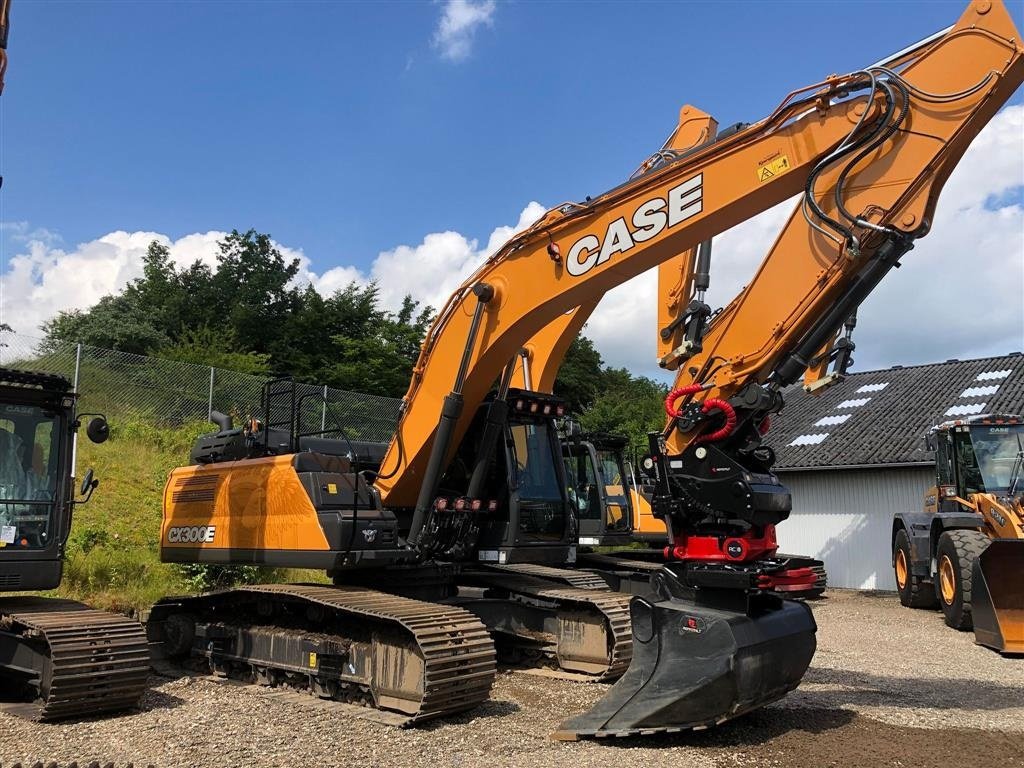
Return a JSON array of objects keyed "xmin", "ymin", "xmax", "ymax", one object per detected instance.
[
  {"xmin": 935, "ymin": 529, "xmax": 989, "ymax": 631},
  {"xmin": 894, "ymin": 529, "xmax": 936, "ymax": 609}
]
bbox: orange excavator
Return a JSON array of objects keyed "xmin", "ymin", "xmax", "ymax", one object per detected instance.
[{"xmin": 149, "ymin": 0, "xmax": 1023, "ymax": 738}]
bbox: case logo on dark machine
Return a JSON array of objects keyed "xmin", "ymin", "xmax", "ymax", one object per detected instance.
[
  {"xmin": 679, "ymin": 614, "xmax": 707, "ymax": 634},
  {"xmin": 167, "ymin": 525, "xmax": 217, "ymax": 544},
  {"xmin": 565, "ymin": 174, "xmax": 703, "ymax": 277}
]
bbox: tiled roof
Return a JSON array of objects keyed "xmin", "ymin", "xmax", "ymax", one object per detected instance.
[{"xmin": 771, "ymin": 352, "xmax": 1024, "ymax": 470}]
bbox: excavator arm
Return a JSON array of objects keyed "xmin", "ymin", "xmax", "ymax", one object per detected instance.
[{"xmin": 375, "ymin": 1, "xmax": 1024, "ymax": 539}]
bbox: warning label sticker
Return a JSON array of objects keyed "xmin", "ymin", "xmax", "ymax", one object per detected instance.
[
  {"xmin": 757, "ymin": 154, "xmax": 791, "ymax": 183},
  {"xmin": 1, "ymin": 526, "xmax": 15, "ymax": 545}
]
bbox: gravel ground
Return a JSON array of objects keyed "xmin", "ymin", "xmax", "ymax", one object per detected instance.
[{"xmin": 1, "ymin": 591, "xmax": 1022, "ymax": 768}]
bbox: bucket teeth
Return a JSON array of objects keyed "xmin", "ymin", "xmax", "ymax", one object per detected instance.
[{"xmin": 555, "ymin": 591, "xmax": 817, "ymax": 739}]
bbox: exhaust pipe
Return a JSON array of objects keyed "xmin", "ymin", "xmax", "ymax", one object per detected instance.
[{"xmin": 210, "ymin": 411, "xmax": 233, "ymax": 432}]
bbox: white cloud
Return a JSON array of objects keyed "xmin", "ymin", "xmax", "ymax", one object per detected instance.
[
  {"xmin": 0, "ymin": 204, "xmax": 546, "ymax": 338},
  {"xmin": 432, "ymin": 0, "xmax": 496, "ymax": 61},
  {"xmin": 1, "ymin": 106, "xmax": 1021, "ymax": 384},
  {"xmin": 0, "ymin": 230, "xmax": 309, "ymax": 337},
  {"xmin": 313, "ymin": 201, "xmax": 545, "ymax": 312}
]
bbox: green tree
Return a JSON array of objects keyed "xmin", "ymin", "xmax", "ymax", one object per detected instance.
[
  {"xmin": 41, "ymin": 294, "xmax": 169, "ymax": 354},
  {"xmin": 323, "ymin": 287, "xmax": 433, "ymax": 397},
  {"xmin": 209, "ymin": 230, "xmax": 302, "ymax": 355},
  {"xmin": 554, "ymin": 336, "xmax": 604, "ymax": 412},
  {"xmin": 156, "ymin": 326, "xmax": 271, "ymax": 375},
  {"xmin": 580, "ymin": 367, "xmax": 668, "ymax": 455},
  {"xmin": 38, "ymin": 232, "xmax": 435, "ymax": 398}
]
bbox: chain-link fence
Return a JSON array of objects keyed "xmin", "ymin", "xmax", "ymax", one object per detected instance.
[{"xmin": 0, "ymin": 330, "xmax": 403, "ymax": 443}]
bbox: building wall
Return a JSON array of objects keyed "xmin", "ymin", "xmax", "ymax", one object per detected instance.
[{"xmin": 774, "ymin": 467, "xmax": 934, "ymax": 591}]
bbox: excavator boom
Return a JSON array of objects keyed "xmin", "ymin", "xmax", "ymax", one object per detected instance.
[{"xmin": 376, "ymin": 0, "xmax": 1024, "ymax": 516}]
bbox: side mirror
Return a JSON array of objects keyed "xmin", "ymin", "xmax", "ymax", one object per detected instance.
[
  {"xmin": 86, "ymin": 416, "xmax": 110, "ymax": 444},
  {"xmin": 923, "ymin": 433, "xmax": 937, "ymax": 453},
  {"xmin": 78, "ymin": 468, "xmax": 99, "ymax": 502}
]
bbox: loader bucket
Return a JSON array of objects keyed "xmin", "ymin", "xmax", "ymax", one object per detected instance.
[
  {"xmin": 553, "ymin": 587, "xmax": 816, "ymax": 739},
  {"xmin": 971, "ymin": 539, "xmax": 1024, "ymax": 655}
]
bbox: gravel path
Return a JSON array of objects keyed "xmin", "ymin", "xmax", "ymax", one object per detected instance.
[{"xmin": 2, "ymin": 591, "xmax": 1022, "ymax": 768}]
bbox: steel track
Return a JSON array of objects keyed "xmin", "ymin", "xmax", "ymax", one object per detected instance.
[
  {"xmin": 149, "ymin": 583, "xmax": 497, "ymax": 725},
  {"xmin": 0, "ymin": 597, "xmax": 149, "ymax": 721}
]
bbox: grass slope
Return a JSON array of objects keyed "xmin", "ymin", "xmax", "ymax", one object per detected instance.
[{"xmin": 55, "ymin": 420, "xmax": 325, "ymax": 615}]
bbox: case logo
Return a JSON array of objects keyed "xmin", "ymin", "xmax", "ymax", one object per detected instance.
[{"xmin": 565, "ymin": 174, "xmax": 703, "ymax": 277}]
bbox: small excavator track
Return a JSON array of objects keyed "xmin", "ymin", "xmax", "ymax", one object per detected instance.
[
  {"xmin": 148, "ymin": 584, "xmax": 496, "ymax": 725},
  {"xmin": 482, "ymin": 562, "xmax": 612, "ymax": 591},
  {"xmin": 461, "ymin": 569, "xmax": 632, "ymax": 681},
  {"xmin": 0, "ymin": 597, "xmax": 150, "ymax": 721}
]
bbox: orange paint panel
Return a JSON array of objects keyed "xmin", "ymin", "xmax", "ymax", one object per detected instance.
[{"xmin": 161, "ymin": 454, "xmax": 330, "ymax": 555}]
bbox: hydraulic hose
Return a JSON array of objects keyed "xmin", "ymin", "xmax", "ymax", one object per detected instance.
[
  {"xmin": 693, "ymin": 399, "xmax": 737, "ymax": 444},
  {"xmin": 665, "ymin": 384, "xmax": 704, "ymax": 418},
  {"xmin": 664, "ymin": 385, "xmax": 737, "ymax": 444}
]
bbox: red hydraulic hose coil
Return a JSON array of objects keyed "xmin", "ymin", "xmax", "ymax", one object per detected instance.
[
  {"xmin": 664, "ymin": 384, "xmax": 703, "ymax": 418},
  {"xmin": 694, "ymin": 398, "xmax": 737, "ymax": 444}
]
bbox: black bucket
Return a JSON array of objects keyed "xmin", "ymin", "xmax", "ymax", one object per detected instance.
[{"xmin": 554, "ymin": 572, "xmax": 817, "ymax": 739}]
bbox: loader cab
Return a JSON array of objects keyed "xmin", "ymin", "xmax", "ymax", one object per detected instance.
[
  {"xmin": 0, "ymin": 369, "xmax": 83, "ymax": 592},
  {"xmin": 926, "ymin": 415, "xmax": 1024, "ymax": 511},
  {"xmin": 561, "ymin": 433, "xmax": 634, "ymax": 548}
]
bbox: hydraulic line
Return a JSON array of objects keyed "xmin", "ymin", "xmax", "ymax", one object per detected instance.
[
  {"xmin": 833, "ymin": 78, "xmax": 911, "ymax": 235},
  {"xmin": 803, "ymin": 76, "xmax": 900, "ymax": 250},
  {"xmin": 407, "ymin": 282, "xmax": 494, "ymax": 547},
  {"xmin": 466, "ymin": 358, "xmax": 517, "ymax": 499}
]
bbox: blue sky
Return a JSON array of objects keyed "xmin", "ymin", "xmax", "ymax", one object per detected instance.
[
  {"xmin": 1, "ymin": 0, "xmax": 1022, "ymax": 379},
  {"xmin": 4, "ymin": 0, "xmax": 1019, "ymax": 262}
]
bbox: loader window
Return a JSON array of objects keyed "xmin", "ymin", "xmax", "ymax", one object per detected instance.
[
  {"xmin": 0, "ymin": 404, "xmax": 61, "ymax": 550},
  {"xmin": 955, "ymin": 425, "xmax": 1024, "ymax": 495}
]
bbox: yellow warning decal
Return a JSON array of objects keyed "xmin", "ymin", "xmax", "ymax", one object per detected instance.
[
  {"xmin": 327, "ymin": 483, "xmax": 338, "ymax": 494},
  {"xmin": 757, "ymin": 155, "xmax": 791, "ymax": 183},
  {"xmin": 309, "ymin": 652, "xmax": 318, "ymax": 668}
]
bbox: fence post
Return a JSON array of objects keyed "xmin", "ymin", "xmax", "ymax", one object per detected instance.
[
  {"xmin": 73, "ymin": 343, "xmax": 83, "ymax": 392},
  {"xmin": 321, "ymin": 384, "xmax": 328, "ymax": 433},
  {"xmin": 208, "ymin": 367, "xmax": 215, "ymax": 419}
]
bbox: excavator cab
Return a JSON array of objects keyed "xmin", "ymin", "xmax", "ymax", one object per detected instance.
[
  {"xmin": 561, "ymin": 432, "xmax": 634, "ymax": 548},
  {"xmin": 0, "ymin": 369, "xmax": 80, "ymax": 592},
  {"xmin": 459, "ymin": 389, "xmax": 576, "ymax": 563}
]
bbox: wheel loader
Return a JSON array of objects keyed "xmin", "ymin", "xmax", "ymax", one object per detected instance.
[
  {"xmin": 146, "ymin": 0, "xmax": 1024, "ymax": 738},
  {"xmin": 892, "ymin": 414, "xmax": 1024, "ymax": 654}
]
